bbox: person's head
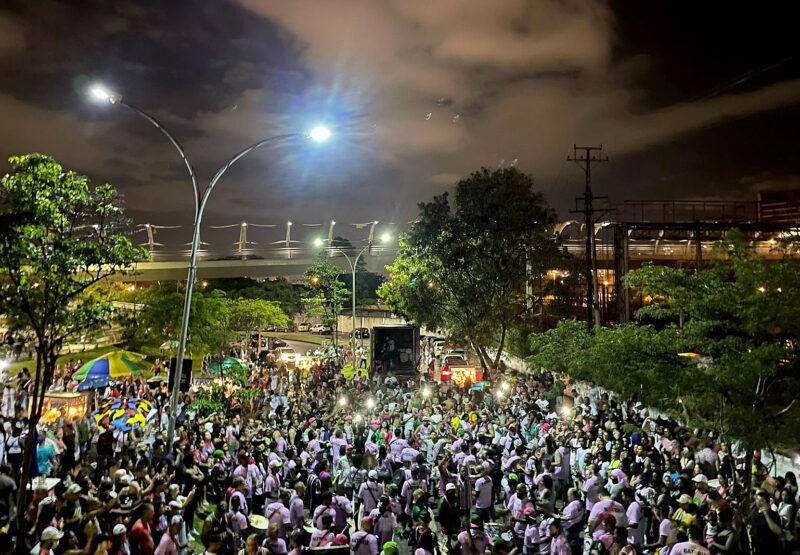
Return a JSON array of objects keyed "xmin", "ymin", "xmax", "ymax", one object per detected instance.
[
  {"xmin": 112, "ymin": 524, "xmax": 127, "ymax": 543},
  {"xmin": 233, "ymin": 475, "xmax": 245, "ymax": 492},
  {"xmin": 40, "ymin": 527, "xmax": 64, "ymax": 550},
  {"xmin": 678, "ymin": 493, "xmax": 693, "ymax": 508},
  {"xmin": 295, "ymin": 481, "xmax": 306, "ymax": 496},
  {"xmin": 516, "ymin": 483, "xmax": 528, "ymax": 499},
  {"xmin": 90, "ymin": 534, "xmax": 111, "ymax": 554},
  {"xmin": 320, "ymin": 512, "xmax": 333, "ymax": 530},
  {"xmin": 621, "ymin": 487, "xmax": 635, "ymax": 504},
  {"xmin": 548, "ymin": 518, "xmax": 563, "ymax": 536},
  {"xmin": 169, "ymin": 515, "xmax": 182, "ymax": 535},
  {"xmin": 597, "ymin": 487, "xmax": 611, "ymax": 500},
  {"xmin": 245, "ymin": 534, "xmax": 260, "ymax": 552},
  {"xmin": 361, "ymin": 516, "xmax": 374, "ymax": 532},
  {"xmin": 688, "ymin": 525, "xmax": 703, "ymax": 543}
]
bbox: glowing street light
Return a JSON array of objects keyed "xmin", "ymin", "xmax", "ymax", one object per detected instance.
[
  {"xmin": 366, "ymin": 398, "xmax": 376, "ymax": 409},
  {"xmin": 87, "ymin": 83, "xmax": 333, "ymax": 443},
  {"xmin": 380, "ymin": 232, "xmax": 391, "ymax": 243},
  {"xmin": 309, "ymin": 126, "xmax": 331, "ymax": 142},
  {"xmin": 314, "ymin": 237, "xmax": 325, "ymax": 248},
  {"xmin": 311, "ymin": 276, "xmax": 320, "ymax": 285}
]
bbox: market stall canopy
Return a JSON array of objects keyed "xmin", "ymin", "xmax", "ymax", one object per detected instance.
[
  {"xmin": 72, "ymin": 350, "xmax": 146, "ymax": 382},
  {"xmin": 93, "ymin": 397, "xmax": 153, "ymax": 431}
]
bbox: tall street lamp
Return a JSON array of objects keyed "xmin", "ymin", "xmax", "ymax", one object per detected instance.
[
  {"xmin": 89, "ymin": 83, "xmax": 330, "ymax": 440},
  {"xmin": 314, "ymin": 233, "xmax": 391, "ymax": 352}
]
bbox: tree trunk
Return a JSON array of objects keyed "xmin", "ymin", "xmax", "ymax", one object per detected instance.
[
  {"xmin": 493, "ymin": 324, "xmax": 507, "ymax": 372},
  {"xmin": 15, "ymin": 342, "xmax": 48, "ymax": 536}
]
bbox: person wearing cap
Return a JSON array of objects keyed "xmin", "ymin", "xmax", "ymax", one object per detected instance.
[
  {"xmin": 437, "ymin": 482, "xmax": 460, "ymax": 546},
  {"xmin": 381, "ymin": 540, "xmax": 400, "ymax": 555},
  {"xmin": 356, "ymin": 469, "xmax": 383, "ymax": 519},
  {"xmin": 264, "ymin": 459, "xmax": 282, "ymax": 508},
  {"xmin": 350, "ymin": 516, "xmax": 379, "ymax": 555},
  {"xmin": 692, "ymin": 473, "xmax": 710, "ymax": 509},
  {"xmin": 32, "ymin": 526, "xmax": 63, "ymax": 555},
  {"xmin": 109, "ymin": 524, "xmax": 129, "ymax": 555},
  {"xmin": 473, "ymin": 461, "xmax": 493, "ymax": 520},
  {"xmin": 673, "ymin": 493, "xmax": 698, "ymax": 535}
]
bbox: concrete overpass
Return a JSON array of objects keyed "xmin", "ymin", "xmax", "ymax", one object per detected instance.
[{"xmin": 110, "ymin": 253, "xmax": 397, "ymax": 281}]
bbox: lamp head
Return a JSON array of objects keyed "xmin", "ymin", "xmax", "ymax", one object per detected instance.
[
  {"xmin": 314, "ymin": 238, "xmax": 325, "ymax": 247},
  {"xmin": 380, "ymin": 232, "xmax": 391, "ymax": 243},
  {"xmin": 309, "ymin": 126, "xmax": 331, "ymax": 142},
  {"xmin": 89, "ymin": 83, "xmax": 121, "ymax": 104}
]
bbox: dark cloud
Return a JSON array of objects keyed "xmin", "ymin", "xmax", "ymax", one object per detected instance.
[{"xmin": 0, "ymin": 0, "xmax": 798, "ymax": 254}]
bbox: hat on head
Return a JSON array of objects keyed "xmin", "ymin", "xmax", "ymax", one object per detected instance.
[
  {"xmin": 678, "ymin": 494, "xmax": 693, "ymax": 504},
  {"xmin": 68, "ymin": 484, "xmax": 82, "ymax": 495},
  {"xmin": 170, "ymin": 515, "xmax": 183, "ymax": 526},
  {"xmin": 368, "ymin": 470, "xmax": 378, "ymax": 480},
  {"xmin": 362, "ymin": 516, "xmax": 374, "ymax": 525},
  {"xmin": 508, "ymin": 473, "xmax": 518, "ymax": 481},
  {"xmin": 382, "ymin": 541, "xmax": 400, "ymax": 555},
  {"xmin": 269, "ymin": 460, "xmax": 283, "ymax": 469},
  {"xmin": 445, "ymin": 482, "xmax": 457, "ymax": 492},
  {"xmin": 113, "ymin": 524, "xmax": 127, "ymax": 536},
  {"xmin": 213, "ymin": 449, "xmax": 224, "ymax": 457},
  {"xmin": 692, "ymin": 474, "xmax": 707, "ymax": 483},
  {"xmin": 41, "ymin": 527, "xmax": 63, "ymax": 542}
]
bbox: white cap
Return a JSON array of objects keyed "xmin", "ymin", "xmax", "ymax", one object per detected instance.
[
  {"xmin": 692, "ymin": 474, "xmax": 707, "ymax": 483},
  {"xmin": 113, "ymin": 524, "xmax": 127, "ymax": 535},
  {"xmin": 368, "ymin": 470, "xmax": 378, "ymax": 480},
  {"xmin": 41, "ymin": 527, "xmax": 63, "ymax": 542},
  {"xmin": 445, "ymin": 482, "xmax": 457, "ymax": 492}
]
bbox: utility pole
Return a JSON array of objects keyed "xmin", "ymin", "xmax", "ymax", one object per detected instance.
[{"xmin": 568, "ymin": 145, "xmax": 608, "ymax": 328}]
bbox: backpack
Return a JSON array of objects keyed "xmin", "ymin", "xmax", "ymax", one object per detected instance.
[{"xmin": 391, "ymin": 467, "xmax": 406, "ymax": 492}]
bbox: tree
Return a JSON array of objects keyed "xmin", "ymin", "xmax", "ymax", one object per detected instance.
[
  {"xmin": 528, "ymin": 232, "xmax": 800, "ymax": 509},
  {"xmin": 303, "ymin": 257, "xmax": 348, "ymax": 345},
  {"xmin": 228, "ymin": 298, "xmax": 288, "ymax": 354},
  {"xmin": 379, "ymin": 167, "xmax": 560, "ymax": 372},
  {"xmin": 0, "ymin": 154, "xmax": 146, "ymax": 531},
  {"xmin": 133, "ymin": 284, "xmax": 232, "ymax": 358},
  {"xmin": 205, "ymin": 277, "xmax": 305, "ymax": 316}
]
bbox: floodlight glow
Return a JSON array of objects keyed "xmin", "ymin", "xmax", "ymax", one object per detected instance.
[
  {"xmin": 314, "ymin": 238, "xmax": 324, "ymax": 247},
  {"xmin": 309, "ymin": 126, "xmax": 331, "ymax": 142},
  {"xmin": 380, "ymin": 233, "xmax": 391, "ymax": 243},
  {"xmin": 89, "ymin": 84, "xmax": 112, "ymax": 101},
  {"xmin": 366, "ymin": 398, "xmax": 376, "ymax": 409}
]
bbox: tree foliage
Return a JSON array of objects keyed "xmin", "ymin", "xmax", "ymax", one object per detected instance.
[
  {"xmin": 0, "ymin": 154, "xmax": 146, "ymax": 529},
  {"xmin": 303, "ymin": 257, "xmax": 348, "ymax": 332},
  {"xmin": 206, "ymin": 277, "xmax": 304, "ymax": 315},
  {"xmin": 228, "ymin": 297, "xmax": 288, "ymax": 338},
  {"xmin": 134, "ymin": 284, "xmax": 232, "ymax": 357},
  {"xmin": 528, "ymin": 232, "xmax": 800, "ymax": 453},
  {"xmin": 379, "ymin": 167, "xmax": 560, "ymax": 370}
]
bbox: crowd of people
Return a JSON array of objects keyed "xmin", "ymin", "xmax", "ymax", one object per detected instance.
[{"xmin": 0, "ymin": 338, "xmax": 797, "ymax": 555}]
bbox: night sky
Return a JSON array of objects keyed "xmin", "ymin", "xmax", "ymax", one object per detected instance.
[{"xmin": 1, "ymin": 1, "xmax": 798, "ymax": 251}]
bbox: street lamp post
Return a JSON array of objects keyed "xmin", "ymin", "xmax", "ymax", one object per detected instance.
[
  {"xmin": 315, "ymin": 233, "xmax": 390, "ymax": 354},
  {"xmin": 89, "ymin": 84, "xmax": 330, "ymax": 441}
]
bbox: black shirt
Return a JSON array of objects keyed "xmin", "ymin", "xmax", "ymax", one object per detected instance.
[{"xmin": 750, "ymin": 506, "xmax": 781, "ymax": 554}]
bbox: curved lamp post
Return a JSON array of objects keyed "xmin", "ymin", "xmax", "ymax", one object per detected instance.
[
  {"xmin": 89, "ymin": 83, "xmax": 330, "ymax": 440},
  {"xmin": 314, "ymin": 233, "xmax": 390, "ymax": 351}
]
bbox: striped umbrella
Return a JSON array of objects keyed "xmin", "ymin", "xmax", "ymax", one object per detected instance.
[{"xmin": 72, "ymin": 350, "xmax": 146, "ymax": 382}]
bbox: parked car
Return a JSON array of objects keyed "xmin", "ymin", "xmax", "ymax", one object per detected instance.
[
  {"xmin": 297, "ymin": 322, "xmax": 310, "ymax": 332},
  {"xmin": 309, "ymin": 323, "xmax": 332, "ymax": 335},
  {"xmin": 350, "ymin": 327, "xmax": 370, "ymax": 339},
  {"xmin": 267, "ymin": 324, "xmax": 291, "ymax": 333},
  {"xmin": 432, "ymin": 339, "xmax": 447, "ymax": 357}
]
